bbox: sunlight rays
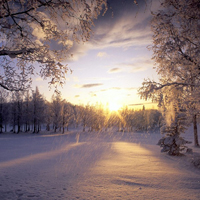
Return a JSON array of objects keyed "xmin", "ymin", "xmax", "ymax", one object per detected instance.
[
  {"xmin": 0, "ymin": 143, "xmax": 84, "ymax": 169},
  {"xmin": 108, "ymin": 102, "xmax": 121, "ymax": 112}
]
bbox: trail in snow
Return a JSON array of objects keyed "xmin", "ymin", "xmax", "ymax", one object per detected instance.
[{"xmin": 0, "ymin": 131, "xmax": 200, "ymax": 200}]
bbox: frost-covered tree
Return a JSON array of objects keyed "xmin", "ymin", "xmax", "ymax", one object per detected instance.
[
  {"xmin": 45, "ymin": 100, "xmax": 52, "ymax": 131},
  {"xmin": 32, "ymin": 87, "xmax": 45, "ymax": 133},
  {"xmin": 79, "ymin": 104, "xmax": 90, "ymax": 132},
  {"xmin": 10, "ymin": 92, "xmax": 18, "ymax": 133},
  {"xmin": 23, "ymin": 90, "xmax": 32, "ymax": 132},
  {"xmin": 15, "ymin": 91, "xmax": 24, "ymax": 133},
  {"xmin": 91, "ymin": 103, "xmax": 105, "ymax": 131},
  {"xmin": 139, "ymin": 0, "xmax": 200, "ymax": 146},
  {"xmin": 73, "ymin": 105, "xmax": 82, "ymax": 128},
  {"xmin": 157, "ymin": 89, "xmax": 192, "ymax": 155},
  {"xmin": 0, "ymin": 89, "xmax": 10, "ymax": 132},
  {"xmin": 51, "ymin": 92, "xmax": 62, "ymax": 132},
  {"xmin": 61, "ymin": 100, "xmax": 74, "ymax": 133},
  {"xmin": 0, "ymin": 0, "xmax": 107, "ymax": 91}
]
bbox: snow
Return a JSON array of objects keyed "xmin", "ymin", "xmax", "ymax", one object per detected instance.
[{"xmin": 0, "ymin": 129, "xmax": 200, "ymax": 200}]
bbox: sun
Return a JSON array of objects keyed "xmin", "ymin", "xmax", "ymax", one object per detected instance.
[{"xmin": 108, "ymin": 102, "xmax": 121, "ymax": 112}]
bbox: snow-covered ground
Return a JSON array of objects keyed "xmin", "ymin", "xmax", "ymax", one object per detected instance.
[{"xmin": 0, "ymin": 129, "xmax": 200, "ymax": 200}]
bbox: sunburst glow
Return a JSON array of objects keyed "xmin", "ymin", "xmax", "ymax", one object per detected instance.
[{"xmin": 108, "ymin": 102, "xmax": 121, "ymax": 111}]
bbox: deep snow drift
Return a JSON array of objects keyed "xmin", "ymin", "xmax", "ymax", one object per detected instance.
[{"xmin": 0, "ymin": 129, "xmax": 200, "ymax": 200}]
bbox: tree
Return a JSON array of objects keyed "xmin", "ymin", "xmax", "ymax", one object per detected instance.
[
  {"xmin": 139, "ymin": 0, "xmax": 200, "ymax": 147},
  {"xmin": 61, "ymin": 100, "xmax": 74, "ymax": 133},
  {"xmin": 51, "ymin": 92, "xmax": 62, "ymax": 132},
  {"xmin": 157, "ymin": 92, "xmax": 192, "ymax": 155},
  {"xmin": 79, "ymin": 104, "xmax": 90, "ymax": 132},
  {"xmin": 73, "ymin": 105, "xmax": 82, "ymax": 128},
  {"xmin": 23, "ymin": 90, "xmax": 32, "ymax": 132},
  {"xmin": 0, "ymin": 89, "xmax": 10, "ymax": 132},
  {"xmin": 10, "ymin": 92, "xmax": 18, "ymax": 133},
  {"xmin": 45, "ymin": 100, "xmax": 52, "ymax": 131},
  {"xmin": 0, "ymin": 0, "xmax": 107, "ymax": 91},
  {"xmin": 32, "ymin": 86, "xmax": 45, "ymax": 133}
]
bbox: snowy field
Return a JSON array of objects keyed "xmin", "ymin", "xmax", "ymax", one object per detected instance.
[{"xmin": 0, "ymin": 129, "xmax": 200, "ymax": 200}]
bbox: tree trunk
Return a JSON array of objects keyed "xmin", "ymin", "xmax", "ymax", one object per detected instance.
[
  {"xmin": 5, "ymin": 123, "xmax": 7, "ymax": 132},
  {"xmin": 193, "ymin": 114, "xmax": 199, "ymax": 147},
  {"xmin": 33, "ymin": 118, "xmax": 36, "ymax": 133},
  {"xmin": 46, "ymin": 123, "xmax": 50, "ymax": 131}
]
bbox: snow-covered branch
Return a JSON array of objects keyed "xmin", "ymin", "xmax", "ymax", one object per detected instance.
[
  {"xmin": 0, "ymin": 0, "xmax": 107, "ymax": 90},
  {"xmin": 0, "ymin": 48, "xmax": 35, "ymax": 58}
]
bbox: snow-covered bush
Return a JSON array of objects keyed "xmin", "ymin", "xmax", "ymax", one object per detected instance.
[
  {"xmin": 192, "ymin": 157, "xmax": 200, "ymax": 169},
  {"xmin": 158, "ymin": 110, "xmax": 192, "ymax": 156},
  {"xmin": 158, "ymin": 132, "xmax": 191, "ymax": 156}
]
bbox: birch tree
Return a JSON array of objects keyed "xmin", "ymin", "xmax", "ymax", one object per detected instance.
[
  {"xmin": 0, "ymin": 0, "xmax": 107, "ymax": 91},
  {"xmin": 139, "ymin": 0, "xmax": 200, "ymax": 147}
]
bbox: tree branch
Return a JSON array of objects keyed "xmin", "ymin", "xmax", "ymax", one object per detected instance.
[
  {"xmin": 0, "ymin": 82, "xmax": 10, "ymax": 91},
  {"xmin": 0, "ymin": 48, "xmax": 35, "ymax": 57},
  {"xmin": 0, "ymin": 0, "xmax": 70, "ymax": 19}
]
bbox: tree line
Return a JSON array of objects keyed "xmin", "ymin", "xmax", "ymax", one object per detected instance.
[{"xmin": 0, "ymin": 87, "xmax": 162, "ymax": 134}]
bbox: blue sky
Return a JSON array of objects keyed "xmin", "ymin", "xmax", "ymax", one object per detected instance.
[{"xmin": 34, "ymin": 0, "xmax": 160, "ymax": 109}]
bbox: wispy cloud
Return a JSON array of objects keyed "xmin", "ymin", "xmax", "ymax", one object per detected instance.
[
  {"xmin": 74, "ymin": 83, "xmax": 103, "ymax": 88},
  {"xmin": 116, "ymin": 56, "xmax": 154, "ymax": 73},
  {"xmin": 97, "ymin": 51, "xmax": 108, "ymax": 58},
  {"xmin": 111, "ymin": 87, "xmax": 121, "ymax": 90},
  {"xmin": 66, "ymin": 3, "xmax": 153, "ymax": 62},
  {"xmin": 126, "ymin": 87, "xmax": 137, "ymax": 90},
  {"xmin": 118, "ymin": 63, "xmax": 147, "ymax": 73},
  {"xmin": 92, "ymin": 15, "xmax": 152, "ymax": 50},
  {"xmin": 84, "ymin": 77, "xmax": 113, "ymax": 81},
  {"xmin": 94, "ymin": 87, "xmax": 135, "ymax": 94},
  {"xmin": 75, "ymin": 95, "xmax": 80, "ymax": 98},
  {"xmin": 108, "ymin": 68, "xmax": 122, "ymax": 73}
]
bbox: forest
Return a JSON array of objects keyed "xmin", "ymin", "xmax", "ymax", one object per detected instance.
[{"xmin": 0, "ymin": 87, "xmax": 162, "ymax": 134}]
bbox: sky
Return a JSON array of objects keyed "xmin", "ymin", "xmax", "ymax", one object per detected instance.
[{"xmin": 33, "ymin": 0, "xmax": 160, "ymax": 110}]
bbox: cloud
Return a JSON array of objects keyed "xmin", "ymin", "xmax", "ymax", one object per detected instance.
[
  {"xmin": 97, "ymin": 52, "xmax": 108, "ymax": 57},
  {"xmin": 91, "ymin": 10, "xmax": 152, "ymax": 49},
  {"xmin": 75, "ymin": 95, "xmax": 80, "ymax": 98},
  {"xmin": 116, "ymin": 56, "xmax": 154, "ymax": 73},
  {"xmin": 65, "ymin": 2, "xmax": 153, "ymax": 62},
  {"xmin": 84, "ymin": 76, "xmax": 113, "ymax": 81},
  {"xmin": 126, "ymin": 87, "xmax": 137, "ymax": 90},
  {"xmin": 118, "ymin": 63, "xmax": 147, "ymax": 73},
  {"xmin": 74, "ymin": 83, "xmax": 103, "ymax": 88},
  {"xmin": 111, "ymin": 87, "xmax": 121, "ymax": 90},
  {"xmin": 108, "ymin": 68, "xmax": 122, "ymax": 73}
]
